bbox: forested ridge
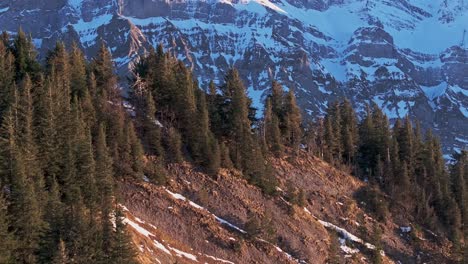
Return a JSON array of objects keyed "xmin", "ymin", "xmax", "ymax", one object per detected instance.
[{"xmin": 0, "ymin": 30, "xmax": 466, "ymax": 263}]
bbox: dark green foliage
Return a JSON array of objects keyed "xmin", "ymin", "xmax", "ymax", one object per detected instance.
[
  {"xmin": 284, "ymin": 89, "xmax": 302, "ymax": 151},
  {"xmin": 0, "ymin": 193, "xmax": 15, "ymax": 264},
  {"xmin": 0, "ymin": 31, "xmax": 462, "ymax": 262},
  {"xmin": 165, "ymin": 126, "xmax": 184, "ymax": 163},
  {"xmin": 264, "ymin": 98, "xmax": 283, "ymax": 156},
  {"xmin": 0, "ymin": 35, "xmax": 160, "ymax": 263},
  {"xmin": 244, "ymin": 214, "xmax": 277, "ymax": 242},
  {"xmin": 12, "ymin": 28, "xmax": 41, "ymax": 81},
  {"xmin": 244, "ymin": 216, "xmax": 261, "ymax": 240},
  {"xmin": 370, "ymin": 225, "xmax": 383, "ymax": 264},
  {"xmin": 144, "ymin": 157, "xmax": 168, "ymax": 185},
  {"xmin": 354, "ymin": 185, "xmax": 388, "ymax": 222},
  {"xmin": 110, "ymin": 208, "xmax": 138, "ymax": 264},
  {"xmin": 51, "ymin": 239, "xmax": 69, "ymax": 264}
]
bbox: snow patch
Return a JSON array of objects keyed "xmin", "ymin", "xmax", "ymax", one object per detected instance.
[
  {"xmin": 204, "ymin": 254, "xmax": 235, "ymax": 264},
  {"xmin": 400, "ymin": 226, "xmax": 411, "ymax": 233},
  {"xmin": 421, "ymin": 82, "xmax": 447, "ymax": 100},
  {"xmin": 167, "ymin": 246, "xmax": 198, "ymax": 262},
  {"xmin": 304, "ymin": 207, "xmax": 378, "ymax": 251},
  {"xmin": 0, "ymin": 6, "xmax": 10, "ymax": 13},
  {"xmin": 123, "ymin": 217, "xmax": 173, "ymax": 256},
  {"xmin": 165, "ymin": 189, "xmax": 246, "ymax": 233}
]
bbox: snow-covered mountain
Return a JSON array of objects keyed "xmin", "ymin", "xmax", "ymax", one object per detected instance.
[{"xmin": 0, "ymin": 0, "xmax": 466, "ymax": 153}]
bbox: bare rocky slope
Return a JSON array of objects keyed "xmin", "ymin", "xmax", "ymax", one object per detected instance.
[
  {"xmin": 0, "ymin": 0, "xmax": 466, "ymax": 154},
  {"xmin": 119, "ymin": 151, "xmax": 455, "ymax": 263}
]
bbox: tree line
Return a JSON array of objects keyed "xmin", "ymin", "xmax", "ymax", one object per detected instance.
[
  {"xmin": 0, "ymin": 30, "xmax": 139, "ymax": 263},
  {"xmin": 304, "ymin": 100, "xmax": 467, "ymax": 252},
  {"xmin": 0, "ymin": 29, "xmax": 465, "ymax": 263}
]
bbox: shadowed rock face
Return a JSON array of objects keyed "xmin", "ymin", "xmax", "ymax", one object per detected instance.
[{"xmin": 0, "ymin": 0, "xmax": 466, "ymax": 153}]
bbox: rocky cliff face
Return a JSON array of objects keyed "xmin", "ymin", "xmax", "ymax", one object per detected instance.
[{"xmin": 0, "ymin": 0, "xmax": 466, "ymax": 153}]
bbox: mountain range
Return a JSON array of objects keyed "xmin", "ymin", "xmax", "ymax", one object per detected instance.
[{"xmin": 0, "ymin": 0, "xmax": 466, "ymax": 153}]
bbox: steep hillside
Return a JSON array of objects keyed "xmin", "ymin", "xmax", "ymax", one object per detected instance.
[
  {"xmin": 119, "ymin": 151, "xmax": 455, "ymax": 263},
  {"xmin": 0, "ymin": 0, "xmax": 466, "ymax": 153}
]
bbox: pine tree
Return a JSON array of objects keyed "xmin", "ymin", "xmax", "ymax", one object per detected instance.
[
  {"xmin": 165, "ymin": 126, "xmax": 184, "ymax": 164},
  {"xmin": 284, "ymin": 89, "xmax": 302, "ymax": 151},
  {"xmin": 51, "ymin": 239, "xmax": 69, "ymax": 264},
  {"xmin": 110, "ymin": 208, "xmax": 138, "ymax": 264},
  {"xmin": 340, "ymin": 100, "xmax": 358, "ymax": 164},
  {"xmin": 0, "ymin": 193, "xmax": 15, "ymax": 264},
  {"xmin": 358, "ymin": 105, "xmax": 376, "ymax": 177},
  {"xmin": 174, "ymin": 62, "xmax": 197, "ymax": 141},
  {"xmin": 0, "ymin": 40, "xmax": 15, "ymax": 119},
  {"xmin": 34, "ymin": 76, "xmax": 60, "ymax": 188},
  {"xmin": 397, "ymin": 162, "xmax": 411, "ymax": 205},
  {"xmin": 121, "ymin": 120, "xmax": 145, "ymax": 179},
  {"xmin": 75, "ymin": 119, "xmax": 98, "ymax": 208},
  {"xmin": 1, "ymin": 109, "xmax": 45, "ymax": 264},
  {"xmin": 17, "ymin": 74, "xmax": 45, "ymax": 204},
  {"xmin": 92, "ymin": 42, "xmax": 116, "ymax": 99},
  {"xmin": 12, "ymin": 28, "xmax": 41, "ymax": 81},
  {"xmin": 450, "ymin": 151, "xmax": 467, "ymax": 237},
  {"xmin": 38, "ymin": 176, "xmax": 64, "ymax": 264},
  {"xmin": 270, "ymin": 80, "xmax": 284, "ymax": 124},
  {"xmin": 370, "ymin": 225, "xmax": 383, "ymax": 264},
  {"xmin": 69, "ymin": 42, "xmax": 87, "ymax": 99},
  {"xmin": 142, "ymin": 90, "xmax": 163, "ymax": 156},
  {"xmin": 194, "ymin": 90, "xmax": 220, "ymax": 175},
  {"xmin": 223, "ymin": 69, "xmax": 255, "ymax": 171},
  {"xmin": 264, "ymin": 98, "xmax": 282, "ymax": 156},
  {"xmin": 220, "ymin": 141, "xmax": 234, "ymax": 169},
  {"xmin": 397, "ymin": 116, "xmax": 414, "ymax": 170},
  {"xmin": 95, "ymin": 124, "xmax": 114, "ymax": 203}
]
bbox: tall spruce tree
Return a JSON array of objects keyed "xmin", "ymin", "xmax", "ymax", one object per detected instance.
[
  {"xmin": 110, "ymin": 208, "xmax": 138, "ymax": 264},
  {"xmin": 0, "ymin": 193, "xmax": 15, "ymax": 264},
  {"xmin": 0, "ymin": 108, "xmax": 45, "ymax": 264},
  {"xmin": 284, "ymin": 89, "xmax": 302, "ymax": 152}
]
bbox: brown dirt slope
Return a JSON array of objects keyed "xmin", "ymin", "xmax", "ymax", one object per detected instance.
[{"xmin": 120, "ymin": 151, "xmax": 455, "ymax": 264}]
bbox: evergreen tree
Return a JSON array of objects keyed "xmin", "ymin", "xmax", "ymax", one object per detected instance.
[
  {"xmin": 263, "ymin": 98, "xmax": 282, "ymax": 156},
  {"xmin": 95, "ymin": 124, "xmax": 114, "ymax": 203},
  {"xmin": 110, "ymin": 208, "xmax": 138, "ymax": 264},
  {"xmin": 34, "ymin": 76, "xmax": 60, "ymax": 188},
  {"xmin": 12, "ymin": 28, "xmax": 41, "ymax": 81},
  {"xmin": 69, "ymin": 42, "xmax": 87, "ymax": 99},
  {"xmin": 358, "ymin": 105, "xmax": 376, "ymax": 177},
  {"xmin": 17, "ymin": 74, "xmax": 45, "ymax": 204},
  {"xmin": 75, "ymin": 117, "xmax": 98, "ymax": 208},
  {"xmin": 0, "ymin": 193, "xmax": 15, "ymax": 264},
  {"xmin": 0, "ymin": 40, "xmax": 15, "ymax": 119},
  {"xmin": 284, "ymin": 89, "xmax": 302, "ymax": 151},
  {"xmin": 142, "ymin": 90, "xmax": 163, "ymax": 156},
  {"xmin": 370, "ymin": 225, "xmax": 383, "ymax": 264},
  {"xmin": 0, "ymin": 109, "xmax": 45, "ymax": 264},
  {"xmin": 165, "ymin": 126, "xmax": 183, "ymax": 164},
  {"xmin": 340, "ymin": 99, "xmax": 358, "ymax": 164},
  {"xmin": 38, "ymin": 177, "xmax": 64, "ymax": 264},
  {"xmin": 92, "ymin": 42, "xmax": 116, "ymax": 99},
  {"xmin": 450, "ymin": 151, "xmax": 467, "ymax": 239},
  {"xmin": 51, "ymin": 239, "xmax": 69, "ymax": 264}
]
